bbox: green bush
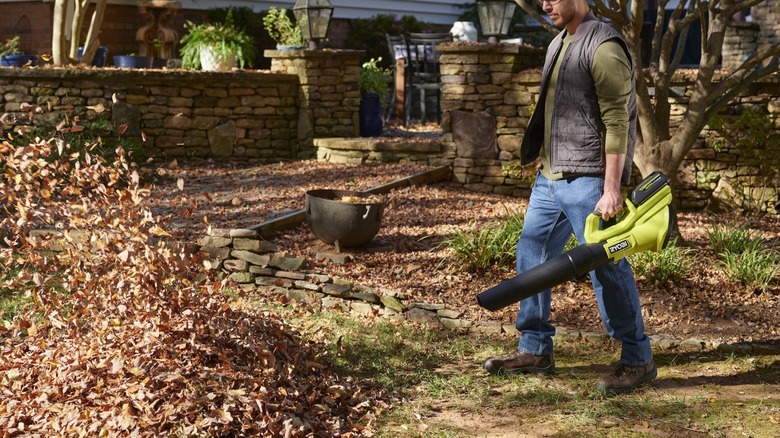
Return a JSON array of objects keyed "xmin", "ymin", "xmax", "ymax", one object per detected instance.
[
  {"xmin": 718, "ymin": 249, "xmax": 779, "ymax": 293},
  {"xmin": 629, "ymin": 239, "xmax": 694, "ymax": 285},
  {"xmin": 440, "ymin": 211, "xmax": 524, "ymax": 270}
]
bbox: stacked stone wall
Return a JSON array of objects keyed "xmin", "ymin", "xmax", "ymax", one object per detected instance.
[
  {"xmin": 266, "ymin": 49, "xmax": 363, "ymax": 149},
  {"xmin": 0, "ymin": 69, "xmax": 301, "ymax": 161}
]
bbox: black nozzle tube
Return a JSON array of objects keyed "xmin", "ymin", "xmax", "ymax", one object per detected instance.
[{"xmin": 477, "ymin": 244, "xmax": 611, "ymax": 312}]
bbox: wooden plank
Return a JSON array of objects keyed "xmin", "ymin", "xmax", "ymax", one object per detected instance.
[{"xmin": 250, "ymin": 165, "xmax": 450, "ymax": 237}]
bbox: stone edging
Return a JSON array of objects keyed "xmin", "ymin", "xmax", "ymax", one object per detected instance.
[{"xmin": 201, "ymin": 228, "xmax": 780, "ymax": 356}]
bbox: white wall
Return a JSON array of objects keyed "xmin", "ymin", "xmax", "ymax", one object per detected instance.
[{"xmin": 173, "ymin": 0, "xmax": 464, "ymax": 25}]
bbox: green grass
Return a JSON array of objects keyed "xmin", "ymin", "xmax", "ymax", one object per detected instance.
[
  {"xmin": 254, "ymin": 300, "xmax": 780, "ymax": 438},
  {"xmin": 0, "ymin": 266, "xmax": 33, "ymax": 323}
]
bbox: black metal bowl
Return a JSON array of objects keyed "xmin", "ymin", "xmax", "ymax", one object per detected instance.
[{"xmin": 305, "ymin": 189, "xmax": 385, "ymax": 248}]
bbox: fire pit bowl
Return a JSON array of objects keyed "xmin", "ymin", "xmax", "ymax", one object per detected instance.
[{"xmin": 305, "ymin": 189, "xmax": 385, "ymax": 248}]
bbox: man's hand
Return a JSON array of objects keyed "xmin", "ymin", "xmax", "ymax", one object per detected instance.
[
  {"xmin": 597, "ymin": 153, "xmax": 626, "ymax": 220},
  {"xmin": 595, "ymin": 189, "xmax": 623, "ymax": 221}
]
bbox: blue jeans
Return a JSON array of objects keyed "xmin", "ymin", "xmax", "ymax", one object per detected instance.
[{"xmin": 515, "ymin": 172, "xmax": 652, "ymax": 366}]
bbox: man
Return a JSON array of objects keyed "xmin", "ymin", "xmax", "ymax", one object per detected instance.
[{"xmin": 482, "ymin": 0, "xmax": 656, "ymax": 394}]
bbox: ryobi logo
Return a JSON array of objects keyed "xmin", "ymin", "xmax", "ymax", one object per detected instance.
[{"xmin": 608, "ymin": 240, "xmax": 631, "ymax": 255}]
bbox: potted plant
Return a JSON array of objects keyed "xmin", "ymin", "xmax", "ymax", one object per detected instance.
[
  {"xmin": 0, "ymin": 36, "xmax": 39, "ymax": 67},
  {"xmin": 262, "ymin": 7, "xmax": 304, "ymax": 50},
  {"xmin": 179, "ymin": 8, "xmax": 256, "ymax": 71},
  {"xmin": 359, "ymin": 57, "xmax": 392, "ymax": 137}
]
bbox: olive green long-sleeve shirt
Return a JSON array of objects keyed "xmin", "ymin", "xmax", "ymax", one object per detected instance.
[{"xmin": 540, "ymin": 35, "xmax": 633, "ymax": 181}]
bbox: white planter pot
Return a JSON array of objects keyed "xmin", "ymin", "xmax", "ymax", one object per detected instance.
[{"xmin": 199, "ymin": 46, "xmax": 236, "ymax": 71}]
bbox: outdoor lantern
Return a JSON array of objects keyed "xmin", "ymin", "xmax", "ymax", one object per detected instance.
[
  {"xmin": 476, "ymin": 0, "xmax": 517, "ymax": 44},
  {"xmin": 293, "ymin": 0, "xmax": 334, "ymax": 50}
]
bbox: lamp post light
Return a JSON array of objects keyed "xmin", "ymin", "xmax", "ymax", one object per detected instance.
[
  {"xmin": 293, "ymin": 0, "xmax": 334, "ymax": 50},
  {"xmin": 476, "ymin": 0, "xmax": 517, "ymax": 44}
]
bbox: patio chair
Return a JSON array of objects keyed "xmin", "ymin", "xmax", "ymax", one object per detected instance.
[{"xmin": 403, "ymin": 32, "xmax": 452, "ymax": 127}]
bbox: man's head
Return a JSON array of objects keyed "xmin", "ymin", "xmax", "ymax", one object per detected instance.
[{"xmin": 543, "ymin": 0, "xmax": 591, "ymax": 34}]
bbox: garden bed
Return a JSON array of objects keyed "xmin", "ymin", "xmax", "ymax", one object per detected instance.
[{"xmin": 146, "ymin": 159, "xmax": 780, "ymax": 346}]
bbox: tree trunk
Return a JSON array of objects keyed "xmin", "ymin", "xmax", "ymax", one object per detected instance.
[{"xmin": 52, "ymin": 0, "xmax": 67, "ymax": 65}]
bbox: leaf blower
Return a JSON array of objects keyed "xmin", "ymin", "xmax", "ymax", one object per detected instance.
[{"xmin": 477, "ymin": 170, "xmax": 674, "ymax": 312}]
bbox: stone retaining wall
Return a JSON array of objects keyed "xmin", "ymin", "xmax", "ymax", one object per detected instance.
[{"xmin": 0, "ymin": 69, "xmax": 301, "ymax": 161}]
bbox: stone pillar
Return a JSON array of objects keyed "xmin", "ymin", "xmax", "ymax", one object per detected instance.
[
  {"xmin": 437, "ymin": 43, "xmax": 543, "ymax": 196},
  {"xmin": 264, "ymin": 49, "xmax": 364, "ymax": 158},
  {"xmin": 750, "ymin": 2, "xmax": 780, "ymax": 58},
  {"xmin": 722, "ymin": 22, "xmax": 760, "ymax": 70}
]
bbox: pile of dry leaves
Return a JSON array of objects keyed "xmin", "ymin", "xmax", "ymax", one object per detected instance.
[{"xmin": 0, "ymin": 142, "xmax": 389, "ymax": 436}]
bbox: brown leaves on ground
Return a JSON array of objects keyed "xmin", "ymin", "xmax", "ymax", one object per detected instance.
[{"xmin": 0, "ymin": 142, "xmax": 388, "ymax": 436}]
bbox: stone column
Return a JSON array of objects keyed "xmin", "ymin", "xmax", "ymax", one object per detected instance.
[
  {"xmin": 264, "ymin": 49, "xmax": 364, "ymax": 158},
  {"xmin": 722, "ymin": 22, "xmax": 760, "ymax": 71},
  {"xmin": 437, "ymin": 43, "xmax": 543, "ymax": 196}
]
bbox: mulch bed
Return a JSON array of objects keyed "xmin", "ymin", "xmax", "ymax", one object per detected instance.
[{"xmin": 145, "ymin": 158, "xmax": 780, "ymax": 346}]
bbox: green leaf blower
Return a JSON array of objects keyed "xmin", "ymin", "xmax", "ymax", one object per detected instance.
[{"xmin": 477, "ymin": 171, "xmax": 674, "ymax": 312}]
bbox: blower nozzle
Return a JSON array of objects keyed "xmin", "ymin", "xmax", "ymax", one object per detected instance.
[{"xmin": 477, "ymin": 171, "xmax": 674, "ymax": 312}]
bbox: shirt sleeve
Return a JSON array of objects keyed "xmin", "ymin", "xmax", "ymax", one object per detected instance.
[{"xmin": 592, "ymin": 40, "xmax": 632, "ymax": 155}]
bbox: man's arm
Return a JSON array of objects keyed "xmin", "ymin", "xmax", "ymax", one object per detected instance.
[{"xmin": 591, "ymin": 39, "xmax": 633, "ymax": 220}]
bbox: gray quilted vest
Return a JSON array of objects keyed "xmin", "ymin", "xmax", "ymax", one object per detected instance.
[{"xmin": 520, "ymin": 14, "xmax": 637, "ymax": 185}]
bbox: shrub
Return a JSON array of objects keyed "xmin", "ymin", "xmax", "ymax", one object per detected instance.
[
  {"xmin": 441, "ymin": 210, "xmax": 524, "ymax": 270},
  {"xmin": 629, "ymin": 239, "xmax": 694, "ymax": 285}
]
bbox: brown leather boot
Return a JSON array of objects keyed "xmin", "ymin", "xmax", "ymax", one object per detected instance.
[
  {"xmin": 596, "ymin": 361, "xmax": 657, "ymax": 394},
  {"xmin": 483, "ymin": 350, "xmax": 555, "ymax": 375}
]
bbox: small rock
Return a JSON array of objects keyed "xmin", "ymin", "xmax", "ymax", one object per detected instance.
[
  {"xmin": 437, "ymin": 308, "xmax": 462, "ymax": 319},
  {"xmin": 223, "ymin": 259, "xmax": 248, "ymax": 272},
  {"xmin": 351, "ymin": 292, "xmax": 381, "ymax": 305},
  {"xmin": 406, "ymin": 308, "xmax": 442, "ymax": 328},
  {"xmin": 322, "ymin": 283, "xmax": 351, "ymax": 298},
  {"xmin": 229, "ymin": 229, "xmax": 258, "ymax": 238},
  {"xmin": 231, "ymin": 250, "xmax": 270, "ymax": 266},
  {"xmin": 228, "ymin": 272, "xmax": 255, "ymax": 284},
  {"xmin": 380, "ymin": 295, "xmax": 406, "ymax": 313},
  {"xmin": 410, "ymin": 302, "xmax": 445, "ymax": 311},
  {"xmin": 199, "ymin": 236, "xmax": 232, "ymax": 248},
  {"xmin": 275, "ymin": 271, "xmax": 307, "ymax": 280},
  {"xmin": 440, "ymin": 318, "xmax": 472, "ymax": 331},
  {"xmin": 270, "ymin": 255, "xmax": 307, "ymax": 271}
]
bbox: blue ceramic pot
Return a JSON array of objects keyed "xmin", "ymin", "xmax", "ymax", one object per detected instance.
[
  {"xmin": 1, "ymin": 54, "xmax": 39, "ymax": 67},
  {"xmin": 113, "ymin": 55, "xmax": 166, "ymax": 69},
  {"xmin": 359, "ymin": 92, "xmax": 384, "ymax": 137},
  {"xmin": 78, "ymin": 46, "xmax": 109, "ymax": 67}
]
